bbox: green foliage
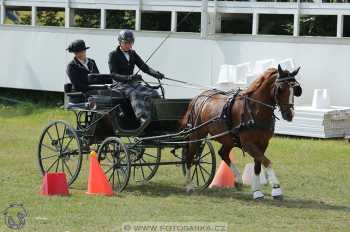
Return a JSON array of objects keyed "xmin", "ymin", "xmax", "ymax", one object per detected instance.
[
  {"xmin": 19, "ymin": 14, "xmax": 32, "ymax": 25},
  {"xmin": 0, "ymin": 88, "xmax": 64, "ymax": 107},
  {"xmin": 4, "ymin": 9, "xmax": 31, "ymax": 25},
  {"xmin": 300, "ymin": 15, "xmax": 337, "ymax": 36},
  {"xmin": 259, "ymin": 14, "xmax": 293, "ymax": 35},
  {"xmin": 73, "ymin": 9, "xmax": 100, "ymax": 28},
  {"xmin": 141, "ymin": 12, "xmax": 171, "ymax": 31},
  {"xmin": 221, "ymin": 14, "xmax": 252, "ymax": 34},
  {"xmin": 0, "ymin": 102, "xmax": 35, "ymax": 117},
  {"xmin": 37, "ymin": 8, "xmax": 64, "ymax": 27},
  {"xmin": 106, "ymin": 10, "xmax": 135, "ymax": 29}
]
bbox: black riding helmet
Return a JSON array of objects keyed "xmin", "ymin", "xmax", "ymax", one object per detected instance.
[
  {"xmin": 66, "ymin": 39, "xmax": 90, "ymax": 53},
  {"xmin": 118, "ymin": 29, "xmax": 135, "ymax": 44}
]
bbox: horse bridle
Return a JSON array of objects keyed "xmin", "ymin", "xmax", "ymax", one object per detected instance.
[{"xmin": 272, "ymin": 75, "xmax": 301, "ymax": 115}]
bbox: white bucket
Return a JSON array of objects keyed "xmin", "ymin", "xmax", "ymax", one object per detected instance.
[{"xmin": 312, "ymin": 89, "xmax": 331, "ymax": 109}]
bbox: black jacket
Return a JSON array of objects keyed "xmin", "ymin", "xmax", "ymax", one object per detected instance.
[
  {"xmin": 66, "ymin": 58, "xmax": 99, "ymax": 92},
  {"xmin": 108, "ymin": 46, "xmax": 159, "ymax": 79}
]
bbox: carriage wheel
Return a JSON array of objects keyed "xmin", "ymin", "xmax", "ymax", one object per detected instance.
[
  {"xmin": 38, "ymin": 120, "xmax": 83, "ymax": 185},
  {"xmin": 97, "ymin": 137, "xmax": 131, "ymax": 192},
  {"xmin": 181, "ymin": 140, "xmax": 216, "ymax": 191},
  {"xmin": 130, "ymin": 147, "xmax": 161, "ymax": 184},
  {"xmin": 76, "ymin": 111, "xmax": 93, "ymax": 130}
]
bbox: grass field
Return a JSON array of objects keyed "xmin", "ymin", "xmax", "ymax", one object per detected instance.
[{"xmin": 0, "ymin": 105, "xmax": 349, "ymax": 232}]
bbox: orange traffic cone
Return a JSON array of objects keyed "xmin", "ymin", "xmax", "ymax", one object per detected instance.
[
  {"xmin": 209, "ymin": 161, "xmax": 235, "ymax": 188},
  {"xmin": 86, "ymin": 151, "xmax": 114, "ymax": 196}
]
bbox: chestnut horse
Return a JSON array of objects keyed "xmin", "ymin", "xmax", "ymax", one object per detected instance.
[{"xmin": 181, "ymin": 65, "xmax": 302, "ymax": 199}]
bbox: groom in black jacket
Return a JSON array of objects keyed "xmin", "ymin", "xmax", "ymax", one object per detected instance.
[
  {"xmin": 108, "ymin": 29, "xmax": 165, "ymax": 124},
  {"xmin": 66, "ymin": 39, "xmax": 108, "ymax": 93}
]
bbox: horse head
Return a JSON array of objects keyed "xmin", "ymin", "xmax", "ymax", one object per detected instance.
[{"xmin": 274, "ymin": 64, "xmax": 302, "ymax": 122}]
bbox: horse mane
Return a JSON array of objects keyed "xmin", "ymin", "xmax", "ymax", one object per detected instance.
[{"xmin": 243, "ymin": 68, "xmax": 278, "ymax": 95}]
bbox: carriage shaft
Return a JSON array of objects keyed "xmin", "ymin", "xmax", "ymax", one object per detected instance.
[{"xmin": 131, "ymin": 161, "xmax": 184, "ymax": 167}]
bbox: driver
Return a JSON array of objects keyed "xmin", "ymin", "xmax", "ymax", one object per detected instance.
[{"xmin": 108, "ymin": 29, "xmax": 165, "ymax": 125}]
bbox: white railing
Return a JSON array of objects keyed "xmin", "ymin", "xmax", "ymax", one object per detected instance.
[{"xmin": 1, "ymin": 0, "xmax": 350, "ymax": 37}]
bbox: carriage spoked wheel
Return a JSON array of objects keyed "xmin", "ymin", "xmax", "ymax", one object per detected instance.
[
  {"xmin": 181, "ymin": 140, "xmax": 216, "ymax": 191},
  {"xmin": 129, "ymin": 147, "xmax": 161, "ymax": 184},
  {"xmin": 37, "ymin": 120, "xmax": 83, "ymax": 185},
  {"xmin": 97, "ymin": 137, "xmax": 131, "ymax": 192}
]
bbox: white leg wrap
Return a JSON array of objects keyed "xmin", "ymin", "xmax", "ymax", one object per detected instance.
[
  {"xmin": 265, "ymin": 166, "xmax": 283, "ymax": 198},
  {"xmin": 271, "ymin": 187, "xmax": 283, "ymax": 197},
  {"xmin": 185, "ymin": 167, "xmax": 195, "ymax": 192},
  {"xmin": 185, "ymin": 167, "xmax": 191, "ymax": 184},
  {"xmin": 253, "ymin": 190, "xmax": 265, "ymax": 200},
  {"xmin": 230, "ymin": 163, "xmax": 242, "ymax": 184},
  {"xmin": 251, "ymin": 174, "xmax": 261, "ymax": 192},
  {"xmin": 265, "ymin": 166, "xmax": 280, "ymax": 187},
  {"xmin": 252, "ymin": 174, "xmax": 264, "ymax": 199}
]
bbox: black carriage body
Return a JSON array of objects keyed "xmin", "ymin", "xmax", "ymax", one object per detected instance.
[
  {"xmin": 145, "ymin": 98, "xmax": 191, "ymax": 135},
  {"xmin": 38, "ymin": 83, "xmax": 216, "ymax": 193},
  {"xmin": 64, "ymin": 84, "xmax": 191, "ymax": 142}
]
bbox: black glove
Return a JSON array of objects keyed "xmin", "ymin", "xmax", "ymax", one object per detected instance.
[
  {"xmin": 155, "ymin": 71, "xmax": 164, "ymax": 80},
  {"xmin": 88, "ymin": 74, "xmax": 113, "ymax": 84},
  {"xmin": 148, "ymin": 68, "xmax": 164, "ymax": 80}
]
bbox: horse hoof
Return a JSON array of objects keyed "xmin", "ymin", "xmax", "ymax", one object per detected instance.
[
  {"xmin": 253, "ymin": 191, "xmax": 264, "ymax": 200},
  {"xmin": 185, "ymin": 184, "xmax": 195, "ymax": 193},
  {"xmin": 271, "ymin": 187, "xmax": 283, "ymax": 200},
  {"xmin": 273, "ymin": 195, "xmax": 283, "ymax": 201}
]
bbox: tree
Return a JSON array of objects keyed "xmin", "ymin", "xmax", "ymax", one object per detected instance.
[
  {"xmin": 73, "ymin": 9, "xmax": 100, "ymax": 28},
  {"xmin": 106, "ymin": 10, "xmax": 135, "ymax": 29},
  {"xmin": 37, "ymin": 8, "xmax": 64, "ymax": 27},
  {"xmin": 299, "ymin": 15, "xmax": 337, "ymax": 36}
]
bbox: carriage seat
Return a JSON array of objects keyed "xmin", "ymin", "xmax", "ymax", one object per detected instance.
[
  {"xmin": 64, "ymin": 83, "xmax": 85, "ymax": 105},
  {"xmin": 64, "ymin": 83, "xmax": 125, "ymax": 110}
]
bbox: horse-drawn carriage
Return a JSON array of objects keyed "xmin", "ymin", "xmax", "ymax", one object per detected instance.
[
  {"xmin": 37, "ymin": 80, "xmax": 216, "ymax": 192},
  {"xmin": 38, "ymin": 65, "xmax": 302, "ymax": 199}
]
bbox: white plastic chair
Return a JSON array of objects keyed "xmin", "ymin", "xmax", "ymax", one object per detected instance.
[
  {"xmin": 279, "ymin": 58, "xmax": 295, "ymax": 71},
  {"xmin": 232, "ymin": 62, "xmax": 251, "ymax": 86},
  {"xmin": 253, "ymin": 59, "xmax": 277, "ymax": 75}
]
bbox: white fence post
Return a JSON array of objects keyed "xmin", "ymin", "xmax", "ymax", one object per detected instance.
[
  {"xmin": 101, "ymin": 8, "xmax": 106, "ymax": 29},
  {"xmin": 293, "ymin": 13, "xmax": 300, "ymax": 36},
  {"xmin": 171, "ymin": 11, "xmax": 177, "ymax": 32},
  {"xmin": 0, "ymin": 0, "xmax": 5, "ymax": 25},
  {"xmin": 65, "ymin": 1, "xmax": 71, "ymax": 28},
  {"xmin": 201, "ymin": 0, "xmax": 208, "ymax": 38},
  {"xmin": 135, "ymin": 0, "xmax": 141, "ymax": 31},
  {"xmin": 31, "ymin": 6, "xmax": 37, "ymax": 26},
  {"xmin": 252, "ymin": 13, "xmax": 259, "ymax": 35},
  {"xmin": 135, "ymin": 9, "xmax": 141, "ymax": 31},
  {"xmin": 337, "ymin": 14, "xmax": 344, "ymax": 38}
]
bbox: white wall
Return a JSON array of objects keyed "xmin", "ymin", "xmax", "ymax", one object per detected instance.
[{"xmin": 1, "ymin": 25, "xmax": 350, "ymax": 106}]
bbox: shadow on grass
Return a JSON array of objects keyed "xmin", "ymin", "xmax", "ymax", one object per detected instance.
[{"xmin": 123, "ymin": 182, "xmax": 350, "ymax": 213}]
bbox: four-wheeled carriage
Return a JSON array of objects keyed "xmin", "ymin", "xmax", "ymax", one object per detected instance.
[{"xmin": 37, "ymin": 81, "xmax": 216, "ymax": 192}]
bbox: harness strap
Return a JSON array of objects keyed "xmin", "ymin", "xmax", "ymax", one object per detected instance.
[{"xmin": 220, "ymin": 89, "xmax": 241, "ymax": 128}]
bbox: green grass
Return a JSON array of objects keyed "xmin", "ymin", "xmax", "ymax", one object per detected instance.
[{"xmin": 0, "ymin": 106, "xmax": 349, "ymax": 232}]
